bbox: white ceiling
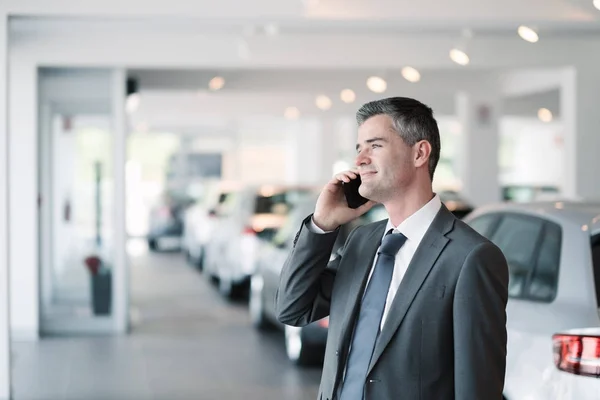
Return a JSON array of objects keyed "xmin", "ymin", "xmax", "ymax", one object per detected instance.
[
  {"xmin": 5, "ymin": 0, "xmax": 600, "ymax": 27},
  {"xmin": 8, "ymin": 0, "xmax": 582, "ymax": 132}
]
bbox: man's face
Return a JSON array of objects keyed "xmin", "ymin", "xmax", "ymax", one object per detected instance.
[{"xmin": 355, "ymin": 114, "xmax": 416, "ymax": 202}]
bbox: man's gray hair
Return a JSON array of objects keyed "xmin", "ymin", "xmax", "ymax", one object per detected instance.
[{"xmin": 356, "ymin": 97, "xmax": 441, "ymax": 180}]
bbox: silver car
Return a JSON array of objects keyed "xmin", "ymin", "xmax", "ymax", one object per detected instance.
[{"xmin": 463, "ymin": 201, "xmax": 600, "ymax": 400}]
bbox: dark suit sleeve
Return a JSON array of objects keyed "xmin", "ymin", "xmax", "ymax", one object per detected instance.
[
  {"xmin": 275, "ymin": 215, "xmax": 357, "ymax": 327},
  {"xmin": 453, "ymin": 241, "xmax": 509, "ymax": 400}
]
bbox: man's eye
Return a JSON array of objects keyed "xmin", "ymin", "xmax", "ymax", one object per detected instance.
[{"xmin": 372, "ymin": 144, "xmax": 381, "ymax": 148}]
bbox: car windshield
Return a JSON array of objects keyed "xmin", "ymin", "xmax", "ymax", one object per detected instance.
[
  {"xmin": 592, "ymin": 235, "xmax": 600, "ymax": 309},
  {"xmin": 254, "ymin": 189, "xmax": 315, "ymax": 215}
]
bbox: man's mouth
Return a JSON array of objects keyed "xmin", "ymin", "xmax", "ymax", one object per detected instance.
[{"xmin": 361, "ymin": 171, "xmax": 377, "ymax": 178}]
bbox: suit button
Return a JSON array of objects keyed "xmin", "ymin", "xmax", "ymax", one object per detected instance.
[{"xmin": 335, "ymin": 350, "xmax": 339, "ymax": 356}]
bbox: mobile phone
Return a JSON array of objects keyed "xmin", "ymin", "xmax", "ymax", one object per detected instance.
[{"xmin": 342, "ymin": 175, "xmax": 369, "ymax": 209}]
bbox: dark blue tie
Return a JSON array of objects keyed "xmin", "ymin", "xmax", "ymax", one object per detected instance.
[{"xmin": 339, "ymin": 230, "xmax": 407, "ymax": 400}]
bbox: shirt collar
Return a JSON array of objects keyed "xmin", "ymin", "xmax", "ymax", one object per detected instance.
[{"xmin": 384, "ymin": 194, "xmax": 442, "ymax": 242}]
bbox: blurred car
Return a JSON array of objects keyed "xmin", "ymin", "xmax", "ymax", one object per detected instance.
[
  {"xmin": 250, "ymin": 196, "xmax": 388, "ymax": 366},
  {"xmin": 147, "ymin": 191, "xmax": 195, "ymax": 251},
  {"xmin": 182, "ymin": 181, "xmax": 240, "ymax": 269},
  {"xmin": 203, "ymin": 184, "xmax": 318, "ymax": 299},
  {"xmin": 438, "ymin": 190, "xmax": 473, "ymax": 219},
  {"xmin": 463, "ymin": 201, "xmax": 600, "ymax": 400},
  {"xmin": 502, "ymin": 185, "xmax": 560, "ymax": 203},
  {"xmin": 552, "ymin": 328, "xmax": 600, "ymax": 399}
]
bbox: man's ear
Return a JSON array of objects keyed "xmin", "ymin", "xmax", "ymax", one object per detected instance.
[{"xmin": 414, "ymin": 140, "xmax": 432, "ymax": 168}]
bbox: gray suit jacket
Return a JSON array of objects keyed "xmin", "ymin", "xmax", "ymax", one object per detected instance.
[{"xmin": 276, "ymin": 205, "xmax": 509, "ymax": 400}]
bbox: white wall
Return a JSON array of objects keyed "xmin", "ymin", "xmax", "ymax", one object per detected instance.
[
  {"xmin": 499, "ymin": 117, "xmax": 564, "ymax": 188},
  {"xmin": 8, "ymin": 53, "xmax": 38, "ymax": 340},
  {"xmin": 0, "ymin": 12, "xmax": 11, "ymax": 400}
]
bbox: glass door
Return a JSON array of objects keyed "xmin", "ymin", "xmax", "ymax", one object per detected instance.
[{"xmin": 38, "ymin": 68, "xmax": 127, "ymax": 335}]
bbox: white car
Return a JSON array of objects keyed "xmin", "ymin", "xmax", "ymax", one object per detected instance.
[
  {"xmin": 552, "ymin": 327, "xmax": 600, "ymax": 399},
  {"xmin": 463, "ymin": 201, "xmax": 600, "ymax": 400}
]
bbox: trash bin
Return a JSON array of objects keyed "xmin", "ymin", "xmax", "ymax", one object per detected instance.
[
  {"xmin": 91, "ymin": 269, "xmax": 112, "ymax": 315},
  {"xmin": 85, "ymin": 255, "xmax": 112, "ymax": 316}
]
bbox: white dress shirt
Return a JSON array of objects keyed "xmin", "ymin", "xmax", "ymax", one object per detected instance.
[{"xmin": 309, "ymin": 194, "xmax": 442, "ymax": 329}]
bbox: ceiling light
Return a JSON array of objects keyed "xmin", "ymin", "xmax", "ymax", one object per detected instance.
[
  {"xmin": 284, "ymin": 107, "xmax": 300, "ymax": 120},
  {"xmin": 594, "ymin": 0, "xmax": 600, "ymax": 10},
  {"xmin": 264, "ymin": 23, "xmax": 279, "ymax": 36},
  {"xmin": 366, "ymin": 76, "xmax": 387, "ymax": 93},
  {"xmin": 126, "ymin": 93, "xmax": 140, "ymax": 114},
  {"xmin": 340, "ymin": 89, "xmax": 356, "ymax": 103},
  {"xmin": 538, "ymin": 108, "xmax": 553, "ymax": 123},
  {"xmin": 449, "ymin": 49, "xmax": 470, "ymax": 66},
  {"xmin": 316, "ymin": 95, "xmax": 332, "ymax": 111},
  {"xmin": 401, "ymin": 66, "xmax": 421, "ymax": 83},
  {"xmin": 518, "ymin": 26, "xmax": 539, "ymax": 43},
  {"xmin": 208, "ymin": 76, "xmax": 225, "ymax": 91}
]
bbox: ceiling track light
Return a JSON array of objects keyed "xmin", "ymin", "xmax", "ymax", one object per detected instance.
[
  {"xmin": 450, "ymin": 48, "xmax": 470, "ymax": 66},
  {"xmin": 367, "ymin": 76, "xmax": 387, "ymax": 93},
  {"xmin": 450, "ymin": 29, "xmax": 473, "ymax": 66},
  {"xmin": 518, "ymin": 25, "xmax": 539, "ymax": 43},
  {"xmin": 316, "ymin": 95, "xmax": 332, "ymax": 111},
  {"xmin": 401, "ymin": 66, "xmax": 421, "ymax": 83},
  {"xmin": 208, "ymin": 76, "xmax": 225, "ymax": 91},
  {"xmin": 340, "ymin": 89, "xmax": 356, "ymax": 103},
  {"xmin": 284, "ymin": 106, "xmax": 300, "ymax": 120}
]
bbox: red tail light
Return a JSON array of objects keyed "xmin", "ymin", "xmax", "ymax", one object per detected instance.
[
  {"xmin": 318, "ymin": 317, "xmax": 329, "ymax": 329},
  {"xmin": 242, "ymin": 226, "xmax": 256, "ymax": 235},
  {"xmin": 553, "ymin": 334, "xmax": 600, "ymax": 378}
]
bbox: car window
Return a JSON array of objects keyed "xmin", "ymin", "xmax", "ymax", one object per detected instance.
[
  {"xmin": 527, "ymin": 221, "xmax": 561, "ymax": 302},
  {"xmin": 490, "ymin": 215, "xmax": 544, "ymax": 298},
  {"xmin": 467, "ymin": 214, "xmax": 499, "ymax": 237},
  {"xmin": 271, "ymin": 200, "xmax": 316, "ymax": 248},
  {"xmin": 254, "ymin": 189, "xmax": 314, "ymax": 215},
  {"xmin": 217, "ymin": 192, "xmax": 239, "ymax": 217},
  {"xmin": 592, "ymin": 235, "xmax": 600, "ymax": 309}
]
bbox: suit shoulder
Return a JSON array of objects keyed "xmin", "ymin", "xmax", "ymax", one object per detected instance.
[{"xmin": 449, "ymin": 217, "xmax": 496, "ymax": 254}]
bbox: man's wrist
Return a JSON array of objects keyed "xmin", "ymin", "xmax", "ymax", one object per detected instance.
[{"xmin": 311, "ymin": 215, "xmax": 337, "ymax": 232}]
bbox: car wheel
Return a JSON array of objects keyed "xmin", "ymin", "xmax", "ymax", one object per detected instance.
[
  {"xmin": 285, "ymin": 325, "xmax": 320, "ymax": 366},
  {"xmin": 148, "ymin": 238, "xmax": 158, "ymax": 251},
  {"xmin": 219, "ymin": 274, "xmax": 241, "ymax": 299},
  {"xmin": 250, "ymin": 275, "xmax": 272, "ymax": 330},
  {"xmin": 185, "ymin": 249, "xmax": 193, "ymax": 264},
  {"xmin": 196, "ymin": 249, "xmax": 205, "ymax": 271},
  {"xmin": 219, "ymin": 274, "xmax": 232, "ymax": 298}
]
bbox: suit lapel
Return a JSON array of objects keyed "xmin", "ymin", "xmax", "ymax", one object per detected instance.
[
  {"xmin": 338, "ymin": 221, "xmax": 387, "ymax": 353},
  {"xmin": 367, "ymin": 206, "xmax": 455, "ymax": 375}
]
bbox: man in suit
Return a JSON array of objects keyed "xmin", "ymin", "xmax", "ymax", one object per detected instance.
[{"xmin": 276, "ymin": 97, "xmax": 509, "ymax": 400}]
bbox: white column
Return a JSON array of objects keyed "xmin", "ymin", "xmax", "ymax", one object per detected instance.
[
  {"xmin": 455, "ymin": 86, "xmax": 502, "ymax": 207},
  {"xmin": 286, "ymin": 118, "xmax": 338, "ymax": 186},
  {"xmin": 112, "ymin": 69, "xmax": 128, "ymax": 334},
  {"xmin": 320, "ymin": 118, "xmax": 338, "ymax": 181},
  {"xmin": 333, "ymin": 116, "xmax": 357, "ymax": 173},
  {"xmin": 561, "ymin": 66, "xmax": 600, "ymax": 200},
  {"xmin": 0, "ymin": 12, "xmax": 11, "ymax": 400}
]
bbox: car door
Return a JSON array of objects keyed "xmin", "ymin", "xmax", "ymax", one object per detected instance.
[{"xmin": 467, "ymin": 212, "xmax": 563, "ymax": 400}]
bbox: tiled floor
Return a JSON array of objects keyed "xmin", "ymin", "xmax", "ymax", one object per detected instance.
[{"xmin": 11, "ymin": 242, "xmax": 321, "ymax": 400}]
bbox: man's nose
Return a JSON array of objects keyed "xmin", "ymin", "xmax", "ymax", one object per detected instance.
[{"xmin": 355, "ymin": 151, "xmax": 371, "ymax": 167}]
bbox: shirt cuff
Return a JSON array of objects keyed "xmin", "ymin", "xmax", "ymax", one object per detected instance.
[{"xmin": 307, "ymin": 217, "xmax": 334, "ymax": 234}]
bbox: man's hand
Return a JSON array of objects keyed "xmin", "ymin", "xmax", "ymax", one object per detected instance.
[{"xmin": 313, "ymin": 170, "xmax": 377, "ymax": 231}]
